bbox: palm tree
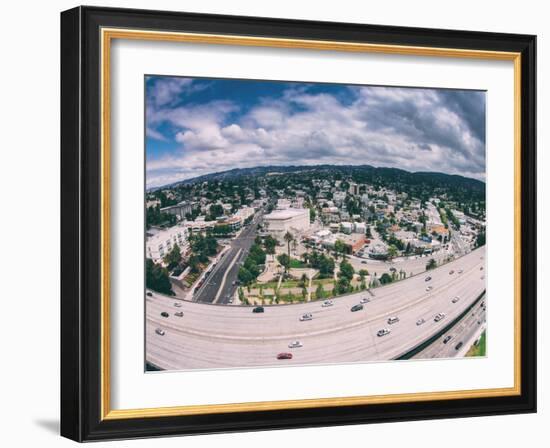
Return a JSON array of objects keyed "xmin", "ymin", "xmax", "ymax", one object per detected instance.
[{"xmin": 283, "ymin": 231, "xmax": 294, "ymax": 262}]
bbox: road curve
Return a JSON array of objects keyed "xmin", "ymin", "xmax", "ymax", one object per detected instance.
[{"xmin": 146, "ymin": 246, "xmax": 486, "ymax": 370}]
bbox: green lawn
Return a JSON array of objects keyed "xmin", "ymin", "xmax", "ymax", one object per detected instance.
[
  {"xmin": 289, "ymin": 258, "xmax": 307, "ymax": 269},
  {"xmin": 466, "ymin": 331, "xmax": 486, "ymax": 357}
]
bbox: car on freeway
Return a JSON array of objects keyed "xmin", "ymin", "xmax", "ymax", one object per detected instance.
[
  {"xmin": 174, "ymin": 311, "xmax": 183, "ymax": 317},
  {"xmin": 416, "ymin": 318, "xmax": 426, "ymax": 326},
  {"xmin": 458, "ymin": 269, "xmax": 464, "ymax": 274},
  {"xmin": 174, "ymin": 302, "xmax": 182, "ymax": 308},
  {"xmin": 387, "ymin": 316, "xmax": 400, "ymax": 325},
  {"xmin": 426, "ymin": 286, "xmax": 433, "ymax": 292},
  {"xmin": 277, "ymin": 352, "xmax": 293, "ymax": 360},
  {"xmin": 288, "ymin": 340, "xmax": 303, "ymax": 348},
  {"xmin": 350, "ymin": 304, "xmax": 364, "ymax": 312},
  {"xmin": 160, "ymin": 311, "xmax": 169, "ymax": 318},
  {"xmin": 443, "ymin": 335, "xmax": 452, "ymax": 344},
  {"xmin": 360, "ymin": 297, "xmax": 370, "ymax": 304},
  {"xmin": 155, "ymin": 328, "xmax": 165, "ymax": 336},
  {"xmin": 146, "ymin": 291, "xmax": 153, "ymax": 297},
  {"xmin": 377, "ymin": 328, "xmax": 391, "ymax": 337},
  {"xmin": 481, "ymin": 275, "xmax": 485, "ymax": 280},
  {"xmin": 299, "ymin": 313, "xmax": 313, "ymax": 321},
  {"xmin": 252, "ymin": 306, "xmax": 264, "ymax": 313},
  {"xmin": 434, "ymin": 312, "xmax": 446, "ymax": 322},
  {"xmin": 322, "ymin": 300, "xmax": 334, "ymax": 307},
  {"xmin": 452, "ymin": 296, "xmax": 460, "ymax": 303},
  {"xmin": 361, "ymin": 260, "xmax": 367, "ymax": 264},
  {"xmin": 480, "ymin": 266, "xmax": 484, "ymax": 270},
  {"xmin": 389, "ymin": 267, "xmax": 397, "ymax": 272},
  {"xmin": 455, "ymin": 342, "xmax": 464, "ymax": 351},
  {"xmin": 449, "ymin": 270, "xmax": 455, "ymax": 275},
  {"xmin": 425, "ymin": 276, "xmax": 432, "ymax": 282}
]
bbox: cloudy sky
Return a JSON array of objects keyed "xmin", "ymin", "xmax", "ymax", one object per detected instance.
[{"xmin": 145, "ymin": 76, "xmax": 486, "ymax": 188}]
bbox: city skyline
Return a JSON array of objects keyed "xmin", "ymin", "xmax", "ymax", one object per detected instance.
[{"xmin": 145, "ymin": 76, "xmax": 486, "ymax": 188}]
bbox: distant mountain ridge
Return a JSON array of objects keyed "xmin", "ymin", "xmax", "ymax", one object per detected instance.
[{"xmin": 154, "ymin": 164, "xmax": 485, "ymax": 193}]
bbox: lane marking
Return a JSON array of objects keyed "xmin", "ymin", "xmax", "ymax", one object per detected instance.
[{"xmin": 214, "ymin": 248, "xmax": 242, "ymax": 304}]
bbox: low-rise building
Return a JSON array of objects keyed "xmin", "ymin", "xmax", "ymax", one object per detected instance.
[
  {"xmin": 264, "ymin": 208, "xmax": 310, "ymax": 241},
  {"xmin": 160, "ymin": 201, "xmax": 193, "ymax": 220},
  {"xmin": 146, "ymin": 225, "xmax": 189, "ymax": 263}
]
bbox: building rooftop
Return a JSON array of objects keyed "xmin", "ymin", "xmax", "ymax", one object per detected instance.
[{"xmin": 264, "ymin": 208, "xmax": 308, "ymax": 220}]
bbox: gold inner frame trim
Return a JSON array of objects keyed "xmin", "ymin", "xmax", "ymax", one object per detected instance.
[{"xmin": 100, "ymin": 27, "xmax": 522, "ymax": 421}]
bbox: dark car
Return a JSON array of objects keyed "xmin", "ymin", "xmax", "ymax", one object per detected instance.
[
  {"xmin": 443, "ymin": 335, "xmax": 452, "ymax": 344},
  {"xmin": 351, "ymin": 304, "xmax": 364, "ymax": 312},
  {"xmin": 146, "ymin": 291, "xmax": 153, "ymax": 297},
  {"xmin": 455, "ymin": 342, "xmax": 464, "ymax": 351},
  {"xmin": 252, "ymin": 306, "xmax": 264, "ymax": 313},
  {"xmin": 425, "ymin": 276, "xmax": 432, "ymax": 282},
  {"xmin": 160, "ymin": 311, "xmax": 169, "ymax": 318},
  {"xmin": 277, "ymin": 352, "xmax": 293, "ymax": 360}
]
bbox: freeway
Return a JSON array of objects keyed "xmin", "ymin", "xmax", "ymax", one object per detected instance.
[
  {"xmin": 193, "ymin": 212, "xmax": 263, "ymax": 304},
  {"xmin": 413, "ymin": 298, "xmax": 486, "ymax": 359},
  {"xmin": 146, "ymin": 246, "xmax": 486, "ymax": 370}
]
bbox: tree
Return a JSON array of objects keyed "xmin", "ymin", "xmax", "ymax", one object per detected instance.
[
  {"xmin": 387, "ymin": 244, "xmax": 399, "ymax": 261},
  {"xmin": 426, "ymin": 258, "xmax": 437, "ymax": 270},
  {"xmin": 277, "ymin": 253, "xmax": 291, "ymax": 274},
  {"xmin": 315, "ymin": 283, "xmax": 325, "ymax": 299},
  {"xmin": 309, "ymin": 207, "xmax": 316, "ymax": 223},
  {"xmin": 299, "ymin": 273, "xmax": 308, "ymax": 288},
  {"xmin": 334, "ymin": 239, "xmax": 347, "ymax": 260},
  {"xmin": 366, "ymin": 225, "xmax": 373, "ymax": 239},
  {"xmin": 339, "ymin": 260, "xmax": 355, "ymax": 281},
  {"xmin": 163, "ymin": 243, "xmax": 181, "ymax": 271},
  {"xmin": 263, "ymin": 235, "xmax": 277, "ymax": 260},
  {"xmin": 208, "ymin": 203, "xmax": 224, "ymax": 220},
  {"xmin": 379, "ymin": 273, "xmax": 393, "ymax": 285},
  {"xmin": 146, "ymin": 259, "xmax": 174, "ymax": 295},
  {"xmin": 283, "ymin": 231, "xmax": 294, "ymax": 261},
  {"xmin": 238, "ymin": 266, "xmax": 255, "ymax": 286},
  {"xmin": 188, "ymin": 254, "xmax": 201, "ymax": 274},
  {"xmin": 335, "ymin": 276, "xmax": 352, "ymax": 295}
]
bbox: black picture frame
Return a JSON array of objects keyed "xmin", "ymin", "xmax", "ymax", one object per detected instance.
[{"xmin": 61, "ymin": 5, "xmax": 536, "ymax": 442}]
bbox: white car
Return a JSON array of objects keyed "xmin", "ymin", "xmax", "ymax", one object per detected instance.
[
  {"xmin": 416, "ymin": 318, "xmax": 426, "ymax": 326},
  {"xmin": 360, "ymin": 297, "xmax": 370, "ymax": 304},
  {"xmin": 155, "ymin": 328, "xmax": 165, "ymax": 336},
  {"xmin": 377, "ymin": 328, "xmax": 391, "ymax": 337},
  {"xmin": 458, "ymin": 269, "xmax": 464, "ymax": 274},
  {"xmin": 322, "ymin": 300, "xmax": 334, "ymax": 307},
  {"xmin": 452, "ymin": 296, "xmax": 460, "ymax": 303},
  {"xmin": 434, "ymin": 313, "xmax": 446, "ymax": 322},
  {"xmin": 426, "ymin": 286, "xmax": 433, "ymax": 292},
  {"xmin": 288, "ymin": 340, "xmax": 303, "ymax": 348},
  {"xmin": 387, "ymin": 316, "xmax": 400, "ymax": 325},
  {"xmin": 299, "ymin": 313, "xmax": 313, "ymax": 321},
  {"xmin": 174, "ymin": 302, "xmax": 182, "ymax": 308}
]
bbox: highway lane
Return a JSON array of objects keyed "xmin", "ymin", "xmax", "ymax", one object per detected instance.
[
  {"xmin": 193, "ymin": 212, "xmax": 262, "ymax": 303},
  {"xmin": 146, "ymin": 246, "xmax": 486, "ymax": 370},
  {"xmin": 413, "ymin": 298, "xmax": 486, "ymax": 359}
]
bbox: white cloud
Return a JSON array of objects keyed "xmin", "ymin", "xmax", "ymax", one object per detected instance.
[{"xmin": 146, "ymin": 83, "xmax": 485, "ymax": 188}]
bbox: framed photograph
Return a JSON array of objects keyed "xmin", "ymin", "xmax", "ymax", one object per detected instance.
[{"xmin": 60, "ymin": 6, "xmax": 536, "ymax": 441}]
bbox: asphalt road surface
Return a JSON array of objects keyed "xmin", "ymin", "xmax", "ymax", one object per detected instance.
[
  {"xmin": 146, "ymin": 246, "xmax": 486, "ymax": 370},
  {"xmin": 193, "ymin": 213, "xmax": 263, "ymax": 304},
  {"xmin": 413, "ymin": 298, "xmax": 486, "ymax": 359}
]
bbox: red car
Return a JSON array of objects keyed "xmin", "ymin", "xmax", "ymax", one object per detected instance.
[{"xmin": 277, "ymin": 352, "xmax": 293, "ymax": 360}]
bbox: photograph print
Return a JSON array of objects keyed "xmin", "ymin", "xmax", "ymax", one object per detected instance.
[{"xmin": 144, "ymin": 76, "xmax": 487, "ymax": 371}]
